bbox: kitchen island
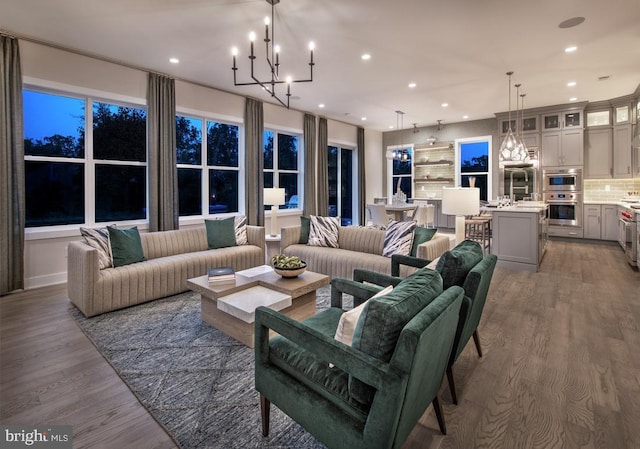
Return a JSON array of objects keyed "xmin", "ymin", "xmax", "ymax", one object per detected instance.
[{"xmin": 485, "ymin": 203, "xmax": 549, "ymax": 272}]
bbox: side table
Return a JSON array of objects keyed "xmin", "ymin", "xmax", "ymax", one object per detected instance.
[{"xmin": 265, "ymin": 234, "xmax": 282, "ymax": 263}]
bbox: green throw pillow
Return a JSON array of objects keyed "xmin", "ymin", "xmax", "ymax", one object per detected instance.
[
  {"xmin": 410, "ymin": 227, "xmax": 437, "ymax": 257},
  {"xmin": 299, "ymin": 216, "xmax": 310, "ymax": 244},
  {"xmin": 205, "ymin": 217, "xmax": 237, "ymax": 249},
  {"xmin": 107, "ymin": 226, "xmax": 146, "ymax": 268},
  {"xmin": 435, "ymin": 240, "xmax": 483, "ymax": 289}
]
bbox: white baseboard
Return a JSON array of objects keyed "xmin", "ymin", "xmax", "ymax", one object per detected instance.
[{"xmin": 25, "ymin": 272, "xmax": 67, "ymax": 290}]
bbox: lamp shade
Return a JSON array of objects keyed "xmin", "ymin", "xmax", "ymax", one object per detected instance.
[
  {"xmin": 442, "ymin": 187, "xmax": 480, "ymax": 216},
  {"xmin": 263, "ymin": 188, "xmax": 286, "ymax": 206}
]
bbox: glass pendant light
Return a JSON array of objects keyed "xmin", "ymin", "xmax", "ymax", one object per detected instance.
[{"xmin": 499, "ymin": 71, "xmax": 518, "ymax": 167}]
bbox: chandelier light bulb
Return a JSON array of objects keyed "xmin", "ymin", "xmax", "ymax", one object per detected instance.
[
  {"xmin": 274, "ymin": 45, "xmax": 280, "ymax": 53},
  {"xmin": 264, "ymin": 17, "xmax": 270, "ymax": 26},
  {"xmin": 309, "ymin": 42, "xmax": 315, "ymax": 51},
  {"xmin": 231, "ymin": 47, "xmax": 238, "ymax": 56},
  {"xmin": 286, "ymin": 76, "xmax": 292, "ymax": 84},
  {"xmin": 249, "ymin": 31, "xmax": 256, "ymax": 42}
]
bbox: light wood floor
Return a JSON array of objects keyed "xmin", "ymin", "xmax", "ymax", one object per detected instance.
[{"xmin": 1, "ymin": 239, "xmax": 639, "ymax": 449}]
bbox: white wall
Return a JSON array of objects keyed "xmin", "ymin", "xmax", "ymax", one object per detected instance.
[{"xmin": 18, "ymin": 40, "xmax": 370, "ymax": 289}]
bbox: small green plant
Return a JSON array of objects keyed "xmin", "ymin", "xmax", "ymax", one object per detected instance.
[{"xmin": 270, "ymin": 254, "xmax": 304, "ymax": 269}]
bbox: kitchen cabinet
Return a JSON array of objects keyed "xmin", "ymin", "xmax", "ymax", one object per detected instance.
[
  {"xmin": 613, "ymin": 124, "xmax": 632, "ymax": 178},
  {"xmin": 602, "ymin": 205, "xmax": 619, "ymax": 241},
  {"xmin": 585, "ymin": 128, "xmax": 613, "ymax": 178},
  {"xmin": 583, "ymin": 204, "xmax": 602, "ymax": 239},
  {"xmin": 500, "ymin": 115, "xmax": 539, "ymax": 135},
  {"xmin": 491, "ymin": 206, "xmax": 548, "ymax": 272},
  {"xmin": 541, "ymin": 129, "xmax": 583, "ymax": 167},
  {"xmin": 542, "ymin": 110, "xmax": 583, "ymax": 131}
]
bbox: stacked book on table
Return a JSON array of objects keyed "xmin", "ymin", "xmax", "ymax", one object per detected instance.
[{"xmin": 207, "ymin": 266, "xmax": 235, "ymax": 284}]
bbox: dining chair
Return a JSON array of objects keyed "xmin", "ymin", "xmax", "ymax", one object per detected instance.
[
  {"xmin": 367, "ymin": 204, "xmax": 391, "ymax": 229},
  {"xmin": 413, "ymin": 204, "xmax": 436, "ymax": 228}
]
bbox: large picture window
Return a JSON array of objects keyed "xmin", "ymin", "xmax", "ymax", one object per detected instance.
[
  {"xmin": 175, "ymin": 115, "xmax": 240, "ymax": 216},
  {"xmin": 264, "ymin": 130, "xmax": 300, "ymax": 210},
  {"xmin": 24, "ymin": 89, "xmax": 147, "ymax": 227},
  {"xmin": 386, "ymin": 146, "xmax": 413, "ymax": 200},
  {"xmin": 456, "ymin": 136, "xmax": 492, "ymax": 201},
  {"xmin": 328, "ymin": 145, "xmax": 355, "ymax": 225}
]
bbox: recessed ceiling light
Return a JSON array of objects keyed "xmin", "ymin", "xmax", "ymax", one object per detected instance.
[
  {"xmin": 558, "ymin": 17, "xmax": 585, "ymax": 29},
  {"xmin": 567, "ymin": 81, "xmax": 577, "ymax": 87},
  {"xmin": 361, "ymin": 54, "xmax": 371, "ymax": 61},
  {"xmin": 441, "ymin": 103, "xmax": 449, "ymax": 108},
  {"xmin": 361, "ymin": 117, "xmax": 367, "ymax": 121},
  {"xmin": 565, "ymin": 46, "xmax": 577, "ymax": 53},
  {"xmin": 463, "ymin": 115, "xmax": 469, "ymax": 120},
  {"xmin": 169, "ymin": 57, "xmax": 180, "ymax": 64},
  {"xmin": 318, "ymin": 104, "xmax": 325, "ymax": 108},
  {"xmin": 408, "ymin": 82, "xmax": 417, "ymax": 88},
  {"xmin": 389, "ymin": 125, "xmax": 394, "ymax": 129},
  {"xmin": 569, "ymin": 97, "xmax": 578, "ymax": 102}
]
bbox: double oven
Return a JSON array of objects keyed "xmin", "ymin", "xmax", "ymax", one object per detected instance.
[{"xmin": 543, "ymin": 169, "xmax": 582, "ymax": 227}]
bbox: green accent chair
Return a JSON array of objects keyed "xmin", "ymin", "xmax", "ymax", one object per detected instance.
[{"xmin": 254, "ymin": 268, "xmax": 464, "ymax": 449}]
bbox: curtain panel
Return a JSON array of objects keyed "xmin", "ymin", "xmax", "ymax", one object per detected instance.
[
  {"xmin": 147, "ymin": 73, "xmax": 178, "ymax": 232},
  {"xmin": 316, "ymin": 118, "xmax": 329, "ymax": 216},
  {"xmin": 0, "ymin": 35, "xmax": 25, "ymax": 295},
  {"xmin": 245, "ymin": 98, "xmax": 264, "ymax": 226},
  {"xmin": 303, "ymin": 113, "xmax": 316, "ymax": 216},
  {"xmin": 357, "ymin": 126, "xmax": 366, "ymax": 226}
]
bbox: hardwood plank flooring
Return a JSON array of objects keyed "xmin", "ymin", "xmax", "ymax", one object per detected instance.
[{"xmin": 1, "ymin": 239, "xmax": 639, "ymax": 449}]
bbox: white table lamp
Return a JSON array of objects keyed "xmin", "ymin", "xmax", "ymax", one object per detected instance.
[
  {"xmin": 442, "ymin": 187, "xmax": 480, "ymax": 245},
  {"xmin": 264, "ymin": 188, "xmax": 286, "ymax": 237}
]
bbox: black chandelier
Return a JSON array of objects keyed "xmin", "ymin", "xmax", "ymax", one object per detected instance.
[{"xmin": 231, "ymin": 0, "xmax": 315, "ymax": 109}]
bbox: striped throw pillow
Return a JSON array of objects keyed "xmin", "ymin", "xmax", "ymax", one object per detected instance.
[
  {"xmin": 382, "ymin": 220, "xmax": 416, "ymax": 257},
  {"xmin": 234, "ymin": 215, "xmax": 248, "ymax": 245},
  {"xmin": 80, "ymin": 226, "xmax": 113, "ymax": 269},
  {"xmin": 308, "ymin": 215, "xmax": 340, "ymax": 248}
]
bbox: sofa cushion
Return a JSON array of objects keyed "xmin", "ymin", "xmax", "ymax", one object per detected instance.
[
  {"xmin": 435, "ymin": 239, "xmax": 483, "ymax": 289},
  {"xmin": 299, "ymin": 216, "xmax": 311, "ymax": 244},
  {"xmin": 350, "ymin": 268, "xmax": 444, "ymax": 405},
  {"xmin": 410, "ymin": 227, "xmax": 437, "ymax": 257},
  {"xmin": 382, "ymin": 220, "xmax": 416, "ymax": 257},
  {"xmin": 205, "ymin": 217, "xmax": 237, "ymax": 249},
  {"xmin": 234, "ymin": 215, "xmax": 248, "ymax": 245},
  {"xmin": 107, "ymin": 226, "xmax": 146, "ymax": 267},
  {"xmin": 80, "ymin": 226, "xmax": 113, "ymax": 269},
  {"xmin": 308, "ymin": 215, "xmax": 340, "ymax": 248}
]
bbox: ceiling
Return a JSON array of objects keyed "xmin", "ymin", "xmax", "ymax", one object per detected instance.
[{"xmin": 2, "ymin": 0, "xmax": 640, "ymax": 132}]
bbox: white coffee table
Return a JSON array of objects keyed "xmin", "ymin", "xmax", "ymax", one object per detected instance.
[{"xmin": 186, "ymin": 266, "xmax": 329, "ymax": 347}]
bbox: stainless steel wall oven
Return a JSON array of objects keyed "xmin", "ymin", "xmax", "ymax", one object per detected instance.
[
  {"xmin": 543, "ymin": 192, "xmax": 582, "ymax": 227},
  {"xmin": 543, "ymin": 169, "xmax": 582, "ymax": 192}
]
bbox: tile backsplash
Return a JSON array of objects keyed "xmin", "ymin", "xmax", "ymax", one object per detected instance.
[{"xmin": 584, "ymin": 178, "xmax": 640, "ymax": 201}]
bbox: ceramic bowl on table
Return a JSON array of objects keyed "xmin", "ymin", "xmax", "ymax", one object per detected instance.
[{"xmin": 273, "ymin": 262, "xmax": 307, "ymax": 278}]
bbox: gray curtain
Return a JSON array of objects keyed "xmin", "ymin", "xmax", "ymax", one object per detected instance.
[
  {"xmin": 303, "ymin": 113, "xmax": 316, "ymax": 216},
  {"xmin": 245, "ymin": 98, "xmax": 264, "ymax": 226},
  {"xmin": 317, "ymin": 117, "xmax": 329, "ymax": 216},
  {"xmin": 0, "ymin": 36, "xmax": 25, "ymax": 295},
  {"xmin": 357, "ymin": 126, "xmax": 366, "ymax": 226},
  {"xmin": 147, "ymin": 73, "xmax": 178, "ymax": 232}
]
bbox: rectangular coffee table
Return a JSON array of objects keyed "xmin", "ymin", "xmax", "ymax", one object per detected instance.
[{"xmin": 186, "ymin": 266, "xmax": 329, "ymax": 348}]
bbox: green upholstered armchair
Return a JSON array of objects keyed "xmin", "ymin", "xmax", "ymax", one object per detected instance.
[
  {"xmin": 433, "ymin": 240, "xmax": 497, "ymax": 404},
  {"xmin": 254, "ymin": 268, "xmax": 464, "ymax": 449}
]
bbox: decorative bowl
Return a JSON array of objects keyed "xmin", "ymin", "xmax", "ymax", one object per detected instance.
[{"xmin": 273, "ymin": 262, "xmax": 307, "ymax": 278}]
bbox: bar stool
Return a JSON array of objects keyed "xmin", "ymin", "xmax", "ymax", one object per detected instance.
[{"xmin": 464, "ymin": 216, "xmax": 491, "ymax": 254}]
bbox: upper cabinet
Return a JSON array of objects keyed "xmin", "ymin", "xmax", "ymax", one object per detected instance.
[
  {"xmin": 540, "ymin": 106, "xmax": 585, "ymax": 168},
  {"xmin": 542, "ymin": 110, "xmax": 583, "ymax": 131},
  {"xmin": 500, "ymin": 115, "xmax": 539, "ymax": 135},
  {"xmin": 613, "ymin": 124, "xmax": 633, "ymax": 178}
]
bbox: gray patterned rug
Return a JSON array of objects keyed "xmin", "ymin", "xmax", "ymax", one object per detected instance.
[{"xmin": 69, "ymin": 286, "xmax": 339, "ymax": 449}]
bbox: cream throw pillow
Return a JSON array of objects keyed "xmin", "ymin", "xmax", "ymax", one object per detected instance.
[{"xmin": 334, "ymin": 285, "xmax": 394, "ymax": 347}]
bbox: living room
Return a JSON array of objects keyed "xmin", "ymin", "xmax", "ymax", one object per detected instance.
[{"xmin": 2, "ymin": 1, "xmax": 640, "ymax": 448}]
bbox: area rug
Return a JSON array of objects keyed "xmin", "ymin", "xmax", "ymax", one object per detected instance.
[{"xmin": 69, "ymin": 286, "xmax": 342, "ymax": 449}]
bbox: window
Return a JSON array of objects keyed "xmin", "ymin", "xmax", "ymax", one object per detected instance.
[
  {"xmin": 386, "ymin": 146, "xmax": 413, "ymax": 200},
  {"xmin": 175, "ymin": 115, "xmax": 241, "ymax": 216},
  {"xmin": 24, "ymin": 89, "xmax": 147, "ymax": 227},
  {"xmin": 456, "ymin": 137, "xmax": 492, "ymax": 201},
  {"xmin": 328, "ymin": 145, "xmax": 355, "ymax": 226},
  {"xmin": 264, "ymin": 130, "xmax": 301, "ymax": 209}
]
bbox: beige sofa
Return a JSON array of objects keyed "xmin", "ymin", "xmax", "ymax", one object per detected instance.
[
  {"xmin": 68, "ymin": 226, "xmax": 265, "ymax": 317},
  {"xmin": 281, "ymin": 225, "xmax": 450, "ymax": 280}
]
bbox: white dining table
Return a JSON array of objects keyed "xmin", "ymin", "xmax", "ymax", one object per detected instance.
[{"xmin": 384, "ymin": 204, "xmax": 417, "ymax": 221}]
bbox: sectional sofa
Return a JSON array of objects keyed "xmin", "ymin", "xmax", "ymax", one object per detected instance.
[{"xmin": 67, "ymin": 226, "xmax": 265, "ymax": 317}]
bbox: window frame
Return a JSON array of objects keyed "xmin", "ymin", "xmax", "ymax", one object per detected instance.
[
  {"xmin": 455, "ymin": 135, "xmax": 493, "ymax": 201},
  {"xmin": 263, "ymin": 125, "xmax": 303, "ymax": 214},
  {"xmin": 328, "ymin": 142, "xmax": 358, "ymax": 226},
  {"xmin": 175, "ymin": 109, "xmax": 245, "ymax": 223},
  {"xmin": 23, "ymin": 83, "xmax": 149, "ymax": 236},
  {"xmin": 386, "ymin": 143, "xmax": 414, "ymax": 200}
]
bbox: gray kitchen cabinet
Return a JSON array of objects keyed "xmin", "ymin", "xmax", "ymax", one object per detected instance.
[
  {"xmin": 613, "ymin": 124, "xmax": 632, "ymax": 178},
  {"xmin": 541, "ymin": 129, "xmax": 583, "ymax": 167},
  {"xmin": 583, "ymin": 204, "xmax": 602, "ymax": 240},
  {"xmin": 602, "ymin": 205, "xmax": 619, "ymax": 241},
  {"xmin": 585, "ymin": 128, "xmax": 613, "ymax": 178},
  {"xmin": 492, "ymin": 207, "xmax": 548, "ymax": 272}
]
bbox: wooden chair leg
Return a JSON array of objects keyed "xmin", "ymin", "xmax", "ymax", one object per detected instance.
[
  {"xmin": 432, "ymin": 396, "xmax": 446, "ymax": 435},
  {"xmin": 473, "ymin": 330, "xmax": 483, "ymax": 358},
  {"xmin": 446, "ymin": 365, "xmax": 458, "ymax": 405},
  {"xmin": 260, "ymin": 394, "xmax": 270, "ymax": 437}
]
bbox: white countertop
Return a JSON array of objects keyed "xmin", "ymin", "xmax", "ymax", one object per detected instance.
[{"xmin": 481, "ymin": 204, "xmax": 548, "ymax": 213}]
